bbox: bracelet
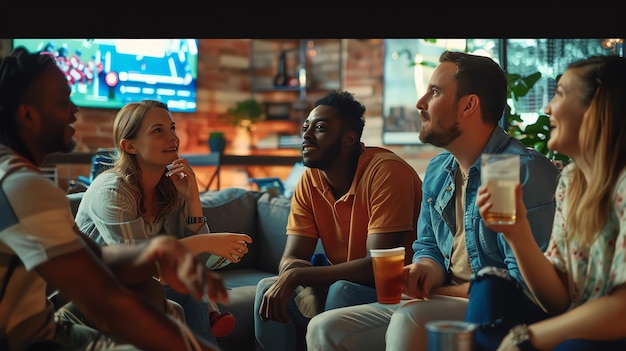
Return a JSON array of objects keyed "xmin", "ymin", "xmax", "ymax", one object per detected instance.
[
  {"xmin": 509, "ymin": 324, "xmax": 536, "ymax": 351},
  {"xmin": 186, "ymin": 216, "xmax": 208, "ymax": 224}
]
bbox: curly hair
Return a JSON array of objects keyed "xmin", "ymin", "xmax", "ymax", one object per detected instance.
[{"xmin": 313, "ymin": 90, "xmax": 366, "ymax": 140}]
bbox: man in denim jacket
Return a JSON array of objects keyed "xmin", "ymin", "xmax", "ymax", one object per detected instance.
[{"xmin": 306, "ymin": 51, "xmax": 560, "ymax": 351}]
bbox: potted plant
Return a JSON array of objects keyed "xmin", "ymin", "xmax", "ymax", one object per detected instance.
[
  {"xmin": 208, "ymin": 131, "xmax": 226, "ymax": 153},
  {"xmin": 226, "ymin": 98, "xmax": 264, "ymax": 128},
  {"xmin": 225, "ymin": 98, "xmax": 265, "ymax": 148}
]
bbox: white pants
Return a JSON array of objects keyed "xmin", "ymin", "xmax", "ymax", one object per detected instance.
[{"xmin": 306, "ymin": 295, "xmax": 468, "ymax": 351}]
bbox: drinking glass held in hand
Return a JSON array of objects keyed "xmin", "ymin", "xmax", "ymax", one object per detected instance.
[{"xmin": 480, "ymin": 154, "xmax": 520, "ymax": 225}]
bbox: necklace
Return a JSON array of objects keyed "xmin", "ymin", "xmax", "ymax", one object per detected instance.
[{"xmin": 461, "ymin": 172, "xmax": 467, "ymax": 183}]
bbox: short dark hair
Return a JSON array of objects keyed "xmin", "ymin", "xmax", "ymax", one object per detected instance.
[
  {"xmin": 439, "ymin": 50, "xmax": 507, "ymax": 125},
  {"xmin": 314, "ymin": 90, "xmax": 366, "ymax": 139},
  {"xmin": 0, "ymin": 46, "xmax": 59, "ymax": 153}
]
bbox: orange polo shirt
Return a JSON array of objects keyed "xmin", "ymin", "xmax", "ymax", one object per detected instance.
[{"xmin": 287, "ymin": 145, "xmax": 422, "ymax": 265}]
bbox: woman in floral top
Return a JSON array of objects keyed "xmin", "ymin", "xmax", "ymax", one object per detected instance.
[{"xmin": 473, "ymin": 55, "xmax": 626, "ymax": 351}]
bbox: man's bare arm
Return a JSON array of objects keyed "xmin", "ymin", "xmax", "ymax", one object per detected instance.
[{"xmin": 278, "ymin": 232, "xmax": 409, "ymax": 288}]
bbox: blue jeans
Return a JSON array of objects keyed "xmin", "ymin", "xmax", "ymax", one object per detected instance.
[
  {"xmin": 254, "ymin": 278, "xmax": 378, "ymax": 351},
  {"xmin": 466, "ymin": 267, "xmax": 626, "ymax": 350},
  {"xmin": 465, "ymin": 267, "xmax": 551, "ymax": 351},
  {"xmin": 165, "ymin": 287, "xmax": 217, "ymax": 345}
]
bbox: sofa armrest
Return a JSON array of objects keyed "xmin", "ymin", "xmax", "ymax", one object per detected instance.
[{"xmin": 67, "ymin": 192, "xmax": 84, "ymax": 217}]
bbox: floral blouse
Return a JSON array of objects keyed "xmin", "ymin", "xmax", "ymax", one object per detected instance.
[{"xmin": 545, "ymin": 165, "xmax": 626, "ymax": 308}]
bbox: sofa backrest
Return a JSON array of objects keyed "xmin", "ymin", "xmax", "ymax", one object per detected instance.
[
  {"xmin": 200, "ymin": 188, "xmax": 322, "ymax": 274},
  {"xmin": 199, "ymin": 188, "xmax": 262, "ymax": 271},
  {"xmin": 255, "ymin": 192, "xmax": 293, "ymax": 273},
  {"xmin": 255, "ymin": 191, "xmax": 326, "ymax": 273}
]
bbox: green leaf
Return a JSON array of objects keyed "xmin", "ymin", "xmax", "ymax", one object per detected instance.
[
  {"xmin": 226, "ymin": 98, "xmax": 264, "ymax": 126},
  {"xmin": 523, "ymin": 122, "xmax": 549, "ymax": 137},
  {"xmin": 508, "ymin": 72, "xmax": 542, "ymax": 98}
]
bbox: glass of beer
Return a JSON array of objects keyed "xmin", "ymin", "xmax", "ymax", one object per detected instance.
[
  {"xmin": 480, "ymin": 153, "xmax": 520, "ymax": 225},
  {"xmin": 370, "ymin": 247, "xmax": 405, "ymax": 304}
]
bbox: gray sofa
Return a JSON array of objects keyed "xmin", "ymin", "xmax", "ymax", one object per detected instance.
[{"xmin": 68, "ymin": 187, "xmax": 305, "ymax": 351}]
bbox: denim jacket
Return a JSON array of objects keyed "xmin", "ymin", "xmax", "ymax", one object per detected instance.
[{"xmin": 413, "ymin": 126, "xmax": 560, "ymax": 287}]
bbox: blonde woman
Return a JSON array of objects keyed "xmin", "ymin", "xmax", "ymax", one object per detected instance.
[
  {"xmin": 474, "ymin": 55, "xmax": 626, "ymax": 350},
  {"xmin": 75, "ymin": 100, "xmax": 252, "ymax": 342}
]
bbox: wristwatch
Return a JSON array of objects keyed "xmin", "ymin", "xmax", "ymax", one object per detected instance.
[
  {"xmin": 186, "ymin": 216, "xmax": 208, "ymax": 224},
  {"xmin": 509, "ymin": 324, "xmax": 536, "ymax": 351}
]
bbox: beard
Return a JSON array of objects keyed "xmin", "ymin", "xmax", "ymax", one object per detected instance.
[
  {"xmin": 419, "ymin": 112, "xmax": 462, "ymax": 148},
  {"xmin": 43, "ymin": 126, "xmax": 77, "ymax": 154},
  {"xmin": 303, "ymin": 136, "xmax": 343, "ymax": 170},
  {"xmin": 61, "ymin": 138, "xmax": 77, "ymax": 153}
]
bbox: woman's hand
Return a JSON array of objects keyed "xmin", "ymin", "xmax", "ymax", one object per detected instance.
[
  {"xmin": 207, "ymin": 232, "xmax": 253, "ymax": 263},
  {"xmin": 476, "ymin": 183, "xmax": 528, "ymax": 238},
  {"xmin": 166, "ymin": 158, "xmax": 200, "ymax": 197},
  {"xmin": 496, "ymin": 330, "xmax": 521, "ymax": 351}
]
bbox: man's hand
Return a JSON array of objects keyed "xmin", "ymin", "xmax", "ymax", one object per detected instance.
[
  {"xmin": 140, "ymin": 236, "xmax": 229, "ymax": 303},
  {"xmin": 402, "ymin": 261, "xmax": 441, "ymax": 299},
  {"xmin": 259, "ymin": 268, "xmax": 300, "ymax": 324}
]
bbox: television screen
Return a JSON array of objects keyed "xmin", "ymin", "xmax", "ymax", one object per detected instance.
[{"xmin": 12, "ymin": 38, "xmax": 198, "ymax": 112}]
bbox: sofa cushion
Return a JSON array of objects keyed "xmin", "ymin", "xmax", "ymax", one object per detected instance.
[
  {"xmin": 214, "ymin": 270, "xmax": 276, "ymax": 345},
  {"xmin": 216, "ymin": 269, "xmax": 276, "ymax": 346},
  {"xmin": 256, "ymin": 192, "xmax": 292, "ymax": 274},
  {"xmin": 200, "ymin": 188, "xmax": 262, "ymax": 270}
]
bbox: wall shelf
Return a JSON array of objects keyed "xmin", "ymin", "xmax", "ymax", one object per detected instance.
[{"xmin": 250, "ymin": 39, "xmax": 343, "ymax": 125}]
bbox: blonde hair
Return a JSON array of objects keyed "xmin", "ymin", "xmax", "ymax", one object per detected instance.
[
  {"xmin": 111, "ymin": 100, "xmax": 180, "ymax": 218},
  {"xmin": 563, "ymin": 56, "xmax": 626, "ymax": 245}
]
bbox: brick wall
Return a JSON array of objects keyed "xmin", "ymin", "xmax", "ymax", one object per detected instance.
[
  {"xmin": 64, "ymin": 39, "xmax": 384, "ymax": 155},
  {"xmin": 1, "ymin": 38, "xmax": 440, "ymax": 189}
]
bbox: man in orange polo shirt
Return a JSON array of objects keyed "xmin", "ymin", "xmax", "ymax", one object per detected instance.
[{"xmin": 254, "ymin": 90, "xmax": 423, "ymax": 351}]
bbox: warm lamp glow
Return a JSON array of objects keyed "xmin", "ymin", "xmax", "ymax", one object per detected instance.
[
  {"xmin": 601, "ymin": 38, "xmax": 623, "ymax": 49},
  {"xmin": 298, "ymin": 67, "xmax": 306, "ymax": 87},
  {"xmin": 307, "ymin": 40, "xmax": 317, "ymax": 57}
]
